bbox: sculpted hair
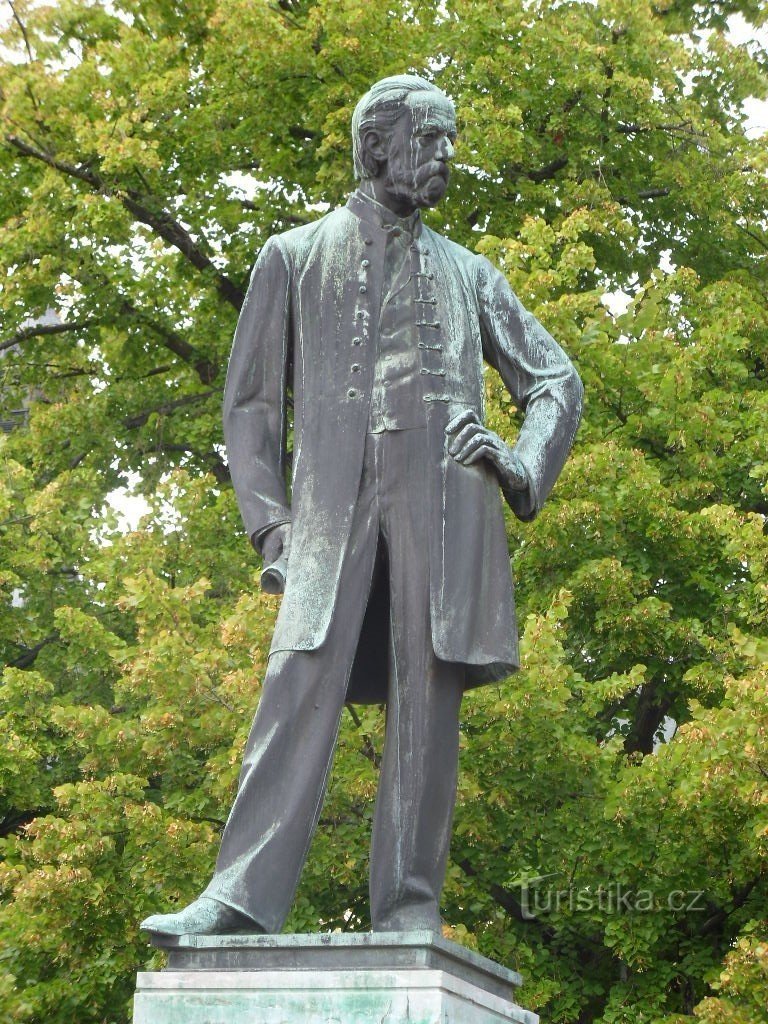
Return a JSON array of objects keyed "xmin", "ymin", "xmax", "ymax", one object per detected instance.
[{"xmin": 351, "ymin": 75, "xmax": 452, "ymax": 180}]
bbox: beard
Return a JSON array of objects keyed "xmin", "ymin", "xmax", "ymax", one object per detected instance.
[{"xmin": 383, "ymin": 153, "xmax": 449, "ymax": 209}]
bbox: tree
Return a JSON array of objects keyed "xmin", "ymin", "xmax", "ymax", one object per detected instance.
[{"xmin": 1, "ymin": 1, "xmax": 766, "ymax": 1021}]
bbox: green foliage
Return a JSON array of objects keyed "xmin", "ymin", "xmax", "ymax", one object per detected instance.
[{"xmin": 1, "ymin": 1, "xmax": 766, "ymax": 1022}]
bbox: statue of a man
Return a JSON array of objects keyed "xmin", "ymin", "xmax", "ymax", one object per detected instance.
[{"xmin": 142, "ymin": 74, "xmax": 582, "ymax": 938}]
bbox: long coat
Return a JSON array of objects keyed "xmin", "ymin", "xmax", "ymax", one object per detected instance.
[{"xmin": 223, "ymin": 196, "xmax": 583, "ymax": 703}]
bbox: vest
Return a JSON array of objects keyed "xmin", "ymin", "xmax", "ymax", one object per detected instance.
[{"xmin": 355, "ymin": 195, "xmax": 447, "ymax": 433}]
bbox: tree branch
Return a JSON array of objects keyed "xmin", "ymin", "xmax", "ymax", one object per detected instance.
[
  {"xmin": 141, "ymin": 442, "xmax": 230, "ymax": 484},
  {"xmin": 698, "ymin": 876, "xmax": 763, "ymax": 937},
  {"xmin": 0, "ymin": 513, "xmax": 36, "ymax": 529},
  {"xmin": 8, "ymin": 633, "xmax": 60, "ymax": 670},
  {"xmin": 8, "ymin": 1, "xmax": 35, "ymax": 63},
  {"xmin": 269, "ymin": 3, "xmax": 304, "ymax": 30},
  {"xmin": 623, "ymin": 679, "xmax": 672, "ymax": 755},
  {"xmin": 6, "ymin": 4, "xmax": 45, "ymax": 112},
  {"xmin": 615, "ymin": 121, "xmax": 708, "ymax": 139},
  {"xmin": 287, "ymin": 124, "xmax": 318, "ymax": 141},
  {"xmin": 617, "ymin": 187, "xmax": 671, "ymax": 203},
  {"xmin": 345, "ymin": 703, "xmax": 382, "ymax": 769},
  {"xmin": 736, "ymin": 223, "xmax": 768, "ymax": 252},
  {"xmin": 123, "ymin": 388, "xmax": 221, "ymax": 429},
  {"xmin": 0, "ymin": 319, "xmax": 99, "ymax": 355},
  {"xmin": 5, "ymin": 135, "xmax": 245, "ymax": 310},
  {"xmin": 455, "ymin": 856, "xmax": 557, "ymax": 937},
  {"xmin": 505, "ymin": 155, "xmax": 569, "ymax": 184},
  {"xmin": 527, "ymin": 155, "xmax": 569, "ymax": 182},
  {"xmin": 1, "ymin": 308, "xmax": 219, "ymax": 385},
  {"xmin": 0, "ymin": 810, "xmax": 43, "ymax": 839},
  {"xmin": 119, "ymin": 299, "xmax": 220, "ymax": 384}
]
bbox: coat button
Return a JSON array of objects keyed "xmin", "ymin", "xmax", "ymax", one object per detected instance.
[
  {"xmin": 364, "ymin": 238, "xmax": 373, "ymax": 246},
  {"xmin": 352, "ymin": 337, "xmax": 362, "ymax": 345},
  {"xmin": 348, "ymin": 388, "xmax": 358, "ymax": 398},
  {"xmin": 356, "ymin": 311, "xmax": 364, "ymax": 319},
  {"xmin": 361, "ymin": 259, "xmax": 370, "ymax": 268},
  {"xmin": 351, "ymin": 364, "xmax": 361, "ymax": 372},
  {"xmin": 359, "ymin": 285, "xmax": 367, "ymax": 293}
]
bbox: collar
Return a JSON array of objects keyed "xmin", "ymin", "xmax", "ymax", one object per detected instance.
[{"xmin": 346, "ymin": 188, "xmax": 423, "ymax": 239}]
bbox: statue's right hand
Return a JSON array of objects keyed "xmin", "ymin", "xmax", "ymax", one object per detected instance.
[
  {"xmin": 262, "ymin": 523, "xmax": 291, "ymax": 567},
  {"xmin": 260, "ymin": 523, "xmax": 292, "ymax": 595}
]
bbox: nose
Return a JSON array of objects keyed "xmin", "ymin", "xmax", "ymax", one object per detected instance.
[{"xmin": 439, "ymin": 135, "xmax": 454, "ymax": 161}]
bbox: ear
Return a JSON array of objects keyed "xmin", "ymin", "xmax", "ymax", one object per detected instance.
[{"xmin": 360, "ymin": 128, "xmax": 388, "ymax": 177}]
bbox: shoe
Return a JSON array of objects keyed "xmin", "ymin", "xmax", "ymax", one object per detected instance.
[{"xmin": 140, "ymin": 896, "xmax": 262, "ymax": 936}]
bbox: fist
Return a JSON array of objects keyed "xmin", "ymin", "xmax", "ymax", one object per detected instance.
[
  {"xmin": 445, "ymin": 409, "xmax": 527, "ymax": 492},
  {"xmin": 261, "ymin": 523, "xmax": 291, "ymax": 568}
]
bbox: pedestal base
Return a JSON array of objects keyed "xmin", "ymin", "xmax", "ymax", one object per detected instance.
[{"xmin": 133, "ymin": 931, "xmax": 539, "ymax": 1024}]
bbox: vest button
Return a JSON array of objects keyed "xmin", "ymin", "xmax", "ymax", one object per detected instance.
[
  {"xmin": 359, "ymin": 285, "xmax": 367, "ymax": 293},
  {"xmin": 351, "ymin": 364, "xmax": 361, "ymax": 372},
  {"xmin": 364, "ymin": 238, "xmax": 373, "ymax": 246},
  {"xmin": 348, "ymin": 388, "xmax": 358, "ymax": 398},
  {"xmin": 352, "ymin": 337, "xmax": 362, "ymax": 345},
  {"xmin": 361, "ymin": 259, "xmax": 370, "ymax": 268}
]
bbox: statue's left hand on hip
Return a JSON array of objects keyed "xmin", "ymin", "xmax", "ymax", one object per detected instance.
[{"xmin": 445, "ymin": 409, "xmax": 527, "ymax": 492}]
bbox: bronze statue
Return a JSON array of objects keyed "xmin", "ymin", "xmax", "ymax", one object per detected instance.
[{"xmin": 141, "ymin": 74, "xmax": 582, "ymax": 938}]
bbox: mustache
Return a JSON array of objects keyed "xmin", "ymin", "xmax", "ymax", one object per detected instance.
[
  {"xmin": 385, "ymin": 157, "xmax": 450, "ymax": 186},
  {"xmin": 419, "ymin": 161, "xmax": 449, "ymax": 182}
]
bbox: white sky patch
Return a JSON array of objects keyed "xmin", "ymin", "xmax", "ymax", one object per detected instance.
[
  {"xmin": 659, "ymin": 249, "xmax": 676, "ymax": 274},
  {"xmin": 220, "ymin": 171, "xmax": 263, "ymax": 202},
  {"xmin": 727, "ymin": 14, "xmax": 768, "ymax": 138},
  {"xmin": 601, "ymin": 290, "xmax": 632, "ymax": 317},
  {"xmin": 106, "ymin": 477, "xmax": 151, "ymax": 532},
  {"xmin": 107, "ymin": 481, "xmax": 151, "ymax": 528}
]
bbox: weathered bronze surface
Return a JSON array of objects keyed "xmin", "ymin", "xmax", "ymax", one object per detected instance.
[{"xmin": 141, "ymin": 74, "xmax": 582, "ymax": 939}]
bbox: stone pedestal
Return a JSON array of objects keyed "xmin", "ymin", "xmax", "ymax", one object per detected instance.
[{"xmin": 134, "ymin": 931, "xmax": 538, "ymax": 1024}]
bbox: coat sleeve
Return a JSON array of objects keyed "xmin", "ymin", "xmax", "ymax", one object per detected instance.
[
  {"xmin": 223, "ymin": 235, "xmax": 292, "ymax": 548},
  {"xmin": 475, "ymin": 254, "xmax": 583, "ymax": 522}
]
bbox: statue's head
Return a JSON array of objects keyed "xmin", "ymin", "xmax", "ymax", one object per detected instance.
[{"xmin": 352, "ymin": 75, "xmax": 456, "ymax": 210}]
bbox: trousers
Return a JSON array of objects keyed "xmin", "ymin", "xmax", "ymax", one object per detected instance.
[{"xmin": 203, "ymin": 427, "xmax": 465, "ymax": 932}]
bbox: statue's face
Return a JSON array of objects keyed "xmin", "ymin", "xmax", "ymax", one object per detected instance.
[{"xmin": 380, "ymin": 93, "xmax": 456, "ymax": 210}]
